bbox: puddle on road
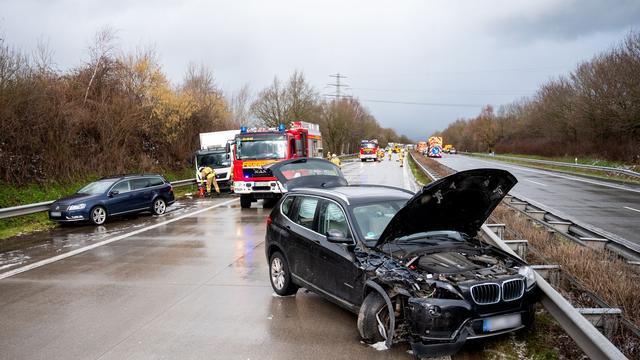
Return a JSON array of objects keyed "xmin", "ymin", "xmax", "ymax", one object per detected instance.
[{"xmin": 0, "ymin": 197, "xmax": 233, "ymax": 274}]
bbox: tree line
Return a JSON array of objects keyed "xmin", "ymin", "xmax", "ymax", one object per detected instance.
[
  {"xmin": 0, "ymin": 29, "xmax": 408, "ymax": 185},
  {"xmin": 438, "ymin": 31, "xmax": 640, "ymax": 164}
]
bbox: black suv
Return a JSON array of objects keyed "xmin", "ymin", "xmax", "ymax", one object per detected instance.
[
  {"xmin": 49, "ymin": 174, "xmax": 175, "ymax": 225},
  {"xmin": 264, "ymin": 158, "xmax": 538, "ymax": 357}
]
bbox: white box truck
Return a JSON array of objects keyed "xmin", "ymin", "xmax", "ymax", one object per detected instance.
[{"xmin": 195, "ymin": 130, "xmax": 240, "ymax": 190}]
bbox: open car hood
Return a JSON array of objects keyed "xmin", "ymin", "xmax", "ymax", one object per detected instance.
[
  {"xmin": 375, "ymin": 168, "xmax": 517, "ymax": 248},
  {"xmin": 266, "ymin": 158, "xmax": 348, "ymax": 191}
]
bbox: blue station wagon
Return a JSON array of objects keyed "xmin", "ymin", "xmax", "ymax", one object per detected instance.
[{"xmin": 48, "ymin": 174, "xmax": 175, "ymax": 225}]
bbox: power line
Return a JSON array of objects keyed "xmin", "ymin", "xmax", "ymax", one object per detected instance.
[{"xmin": 360, "ymin": 99, "xmax": 484, "ymax": 108}]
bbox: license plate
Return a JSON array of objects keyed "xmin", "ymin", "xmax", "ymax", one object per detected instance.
[
  {"xmin": 482, "ymin": 313, "xmax": 522, "ymax": 332},
  {"xmin": 50, "ymin": 211, "xmax": 61, "ymax": 217}
]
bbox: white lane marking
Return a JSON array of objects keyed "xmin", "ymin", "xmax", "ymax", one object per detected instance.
[
  {"xmin": 454, "ymin": 156, "xmax": 640, "ymax": 194},
  {"xmin": 525, "ymin": 179, "xmax": 547, "ymax": 186},
  {"xmin": 624, "ymin": 206, "xmax": 640, "ymax": 213},
  {"xmin": 0, "ymin": 198, "xmax": 239, "ymax": 280}
]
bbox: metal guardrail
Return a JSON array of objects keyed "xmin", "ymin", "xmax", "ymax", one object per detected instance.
[
  {"xmin": 0, "ymin": 179, "xmax": 196, "ymax": 220},
  {"xmin": 470, "ymin": 153, "xmax": 640, "ymax": 178},
  {"xmin": 409, "ymin": 151, "xmax": 627, "ymax": 359}
]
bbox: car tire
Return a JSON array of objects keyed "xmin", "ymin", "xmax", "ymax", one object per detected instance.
[
  {"xmin": 240, "ymin": 195, "xmax": 252, "ymax": 209},
  {"xmin": 152, "ymin": 198, "xmax": 167, "ymax": 215},
  {"xmin": 263, "ymin": 198, "xmax": 277, "ymax": 208},
  {"xmin": 269, "ymin": 251, "xmax": 298, "ymax": 296},
  {"xmin": 357, "ymin": 291, "xmax": 390, "ymax": 343},
  {"xmin": 90, "ymin": 206, "xmax": 107, "ymax": 226}
]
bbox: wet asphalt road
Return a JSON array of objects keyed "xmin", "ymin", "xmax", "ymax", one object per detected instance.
[
  {"xmin": 437, "ymin": 154, "xmax": 640, "ymax": 248},
  {"xmin": 0, "ymin": 158, "xmax": 427, "ymax": 360}
]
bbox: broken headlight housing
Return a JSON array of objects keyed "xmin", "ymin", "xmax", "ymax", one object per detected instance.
[{"xmin": 518, "ymin": 266, "xmax": 536, "ymax": 289}]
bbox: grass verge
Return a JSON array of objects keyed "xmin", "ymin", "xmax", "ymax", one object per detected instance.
[
  {"xmin": 490, "ymin": 205, "xmax": 640, "ymax": 358},
  {"xmin": 0, "ymin": 168, "xmax": 196, "ymax": 241},
  {"xmin": 407, "ymin": 154, "xmax": 431, "ymax": 186}
]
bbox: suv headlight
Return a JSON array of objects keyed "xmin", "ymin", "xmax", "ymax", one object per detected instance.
[
  {"xmin": 68, "ymin": 203, "xmax": 86, "ymax": 211},
  {"xmin": 518, "ymin": 266, "xmax": 536, "ymax": 289}
]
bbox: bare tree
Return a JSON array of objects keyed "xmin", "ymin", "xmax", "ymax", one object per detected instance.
[
  {"xmin": 230, "ymin": 84, "xmax": 253, "ymax": 126},
  {"xmin": 251, "ymin": 76, "xmax": 288, "ymax": 127},
  {"xmin": 83, "ymin": 26, "xmax": 117, "ymax": 105}
]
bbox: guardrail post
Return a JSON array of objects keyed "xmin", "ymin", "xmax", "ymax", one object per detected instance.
[
  {"xmin": 547, "ymin": 221, "xmax": 573, "ymax": 233},
  {"xmin": 503, "ymin": 240, "xmax": 528, "ymax": 259},
  {"xmin": 531, "ymin": 265, "xmax": 561, "ymax": 287},
  {"xmin": 525, "ymin": 209, "xmax": 547, "ymax": 221},
  {"xmin": 486, "ymin": 223, "xmax": 506, "ymax": 239},
  {"xmin": 579, "ymin": 237, "xmax": 609, "ymax": 251},
  {"xmin": 578, "ymin": 308, "xmax": 622, "ymax": 338},
  {"xmin": 509, "ymin": 200, "xmax": 528, "ymax": 211}
]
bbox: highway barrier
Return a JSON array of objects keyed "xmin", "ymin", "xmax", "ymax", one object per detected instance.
[
  {"xmin": 469, "ymin": 153, "xmax": 640, "ymax": 179},
  {"xmin": 0, "ymin": 179, "xmax": 197, "ymax": 220},
  {"xmin": 409, "ymin": 151, "xmax": 628, "ymax": 360}
]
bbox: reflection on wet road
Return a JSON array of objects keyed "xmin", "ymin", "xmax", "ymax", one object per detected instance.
[{"xmin": 0, "ymin": 158, "xmax": 421, "ymax": 359}]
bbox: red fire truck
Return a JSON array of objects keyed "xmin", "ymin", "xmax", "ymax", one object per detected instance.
[
  {"xmin": 233, "ymin": 121, "xmax": 323, "ymax": 208},
  {"xmin": 359, "ymin": 139, "xmax": 379, "ymax": 162}
]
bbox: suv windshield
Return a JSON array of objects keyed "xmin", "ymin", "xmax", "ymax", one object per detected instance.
[
  {"xmin": 77, "ymin": 180, "xmax": 116, "ymax": 195},
  {"xmin": 350, "ymin": 199, "xmax": 407, "ymax": 246},
  {"xmin": 197, "ymin": 151, "xmax": 231, "ymax": 169},
  {"xmin": 236, "ymin": 134, "xmax": 287, "ymax": 160}
]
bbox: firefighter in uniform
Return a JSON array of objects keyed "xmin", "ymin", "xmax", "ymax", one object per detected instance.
[
  {"xmin": 388, "ymin": 148, "xmax": 393, "ymax": 161},
  {"xmin": 199, "ymin": 166, "xmax": 220, "ymax": 196},
  {"xmin": 330, "ymin": 153, "xmax": 342, "ymax": 167},
  {"xmin": 399, "ymin": 149, "xmax": 405, "ymax": 167}
]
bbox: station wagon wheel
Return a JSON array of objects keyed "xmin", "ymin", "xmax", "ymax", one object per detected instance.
[
  {"xmin": 152, "ymin": 198, "xmax": 166, "ymax": 215},
  {"xmin": 90, "ymin": 206, "xmax": 107, "ymax": 225},
  {"xmin": 269, "ymin": 251, "xmax": 298, "ymax": 296}
]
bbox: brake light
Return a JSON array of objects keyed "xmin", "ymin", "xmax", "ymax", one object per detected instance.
[{"xmin": 266, "ymin": 215, "xmax": 271, "ymax": 226}]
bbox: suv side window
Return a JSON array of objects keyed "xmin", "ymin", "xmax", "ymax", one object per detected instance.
[
  {"xmin": 112, "ymin": 180, "xmax": 131, "ymax": 194},
  {"xmin": 293, "ymin": 197, "xmax": 319, "ymax": 231},
  {"xmin": 281, "ymin": 196, "xmax": 295, "ymax": 218},
  {"xmin": 318, "ymin": 201, "xmax": 352, "ymax": 239},
  {"xmin": 130, "ymin": 178, "xmax": 150, "ymax": 190}
]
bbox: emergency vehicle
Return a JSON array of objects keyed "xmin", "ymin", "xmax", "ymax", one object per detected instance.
[
  {"xmin": 359, "ymin": 139, "xmax": 379, "ymax": 162},
  {"xmin": 195, "ymin": 130, "xmax": 239, "ymax": 190},
  {"xmin": 417, "ymin": 141, "xmax": 427, "ymax": 154},
  {"xmin": 233, "ymin": 121, "xmax": 323, "ymax": 208},
  {"xmin": 428, "ymin": 136, "xmax": 443, "ymax": 158}
]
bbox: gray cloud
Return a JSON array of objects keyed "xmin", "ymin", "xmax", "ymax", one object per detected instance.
[{"xmin": 492, "ymin": 0, "xmax": 640, "ymax": 42}]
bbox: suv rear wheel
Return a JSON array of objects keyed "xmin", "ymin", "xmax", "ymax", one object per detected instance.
[{"xmin": 269, "ymin": 252, "xmax": 298, "ymax": 296}]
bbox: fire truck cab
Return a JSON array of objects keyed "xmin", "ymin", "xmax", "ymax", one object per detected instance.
[
  {"xmin": 233, "ymin": 122, "xmax": 323, "ymax": 208},
  {"xmin": 359, "ymin": 139, "xmax": 379, "ymax": 162}
]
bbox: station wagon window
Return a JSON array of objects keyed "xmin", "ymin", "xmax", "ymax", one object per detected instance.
[
  {"xmin": 149, "ymin": 177, "xmax": 164, "ymax": 186},
  {"xmin": 318, "ymin": 201, "xmax": 352, "ymax": 239},
  {"xmin": 281, "ymin": 196, "xmax": 295, "ymax": 217},
  {"xmin": 111, "ymin": 180, "xmax": 131, "ymax": 194},
  {"xmin": 130, "ymin": 178, "xmax": 150, "ymax": 190},
  {"xmin": 293, "ymin": 197, "xmax": 319, "ymax": 230}
]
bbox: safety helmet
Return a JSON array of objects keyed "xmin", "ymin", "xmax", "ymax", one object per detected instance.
[
  {"xmin": 198, "ymin": 166, "xmax": 205, "ymax": 172},
  {"xmin": 332, "ymin": 154, "xmax": 337, "ymax": 158}
]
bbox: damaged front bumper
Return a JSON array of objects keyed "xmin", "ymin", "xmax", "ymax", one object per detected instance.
[{"xmin": 405, "ymin": 289, "xmax": 537, "ymax": 357}]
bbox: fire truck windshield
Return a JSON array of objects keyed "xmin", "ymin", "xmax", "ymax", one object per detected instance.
[
  {"xmin": 236, "ymin": 134, "xmax": 288, "ymax": 160},
  {"xmin": 361, "ymin": 142, "xmax": 377, "ymax": 149}
]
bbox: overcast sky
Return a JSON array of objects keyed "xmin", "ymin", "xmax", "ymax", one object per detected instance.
[{"xmin": 1, "ymin": 0, "xmax": 639, "ymax": 139}]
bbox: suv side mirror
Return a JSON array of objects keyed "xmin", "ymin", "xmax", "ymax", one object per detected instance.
[
  {"xmin": 326, "ymin": 229, "xmax": 351, "ymax": 244},
  {"xmin": 108, "ymin": 190, "xmax": 119, "ymax": 197}
]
